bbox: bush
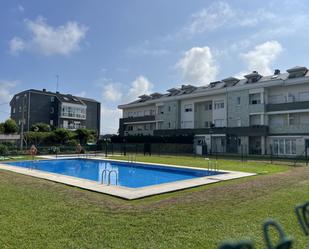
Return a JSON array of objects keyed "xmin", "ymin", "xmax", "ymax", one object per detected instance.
[
  {"xmin": 31, "ymin": 123, "xmax": 51, "ymax": 132},
  {"xmin": 0, "ymin": 123, "xmax": 4, "ymax": 134},
  {"xmin": 3, "ymin": 119, "xmax": 18, "ymax": 134},
  {"xmin": 65, "ymin": 139, "xmax": 78, "ymax": 147},
  {"xmin": 0, "ymin": 144, "xmax": 8, "ymax": 155}
]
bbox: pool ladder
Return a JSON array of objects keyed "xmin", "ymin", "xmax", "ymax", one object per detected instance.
[
  {"xmin": 101, "ymin": 169, "xmax": 118, "ymax": 186},
  {"xmin": 127, "ymin": 154, "xmax": 136, "ymax": 163},
  {"xmin": 205, "ymin": 159, "xmax": 219, "ymax": 172}
]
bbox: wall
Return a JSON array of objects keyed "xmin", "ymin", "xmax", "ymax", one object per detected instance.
[
  {"xmin": 156, "ymin": 101, "xmax": 180, "ymax": 129},
  {"xmin": 194, "ymin": 101, "xmax": 212, "ymax": 128},
  {"xmin": 212, "ymin": 94, "xmax": 227, "ymax": 127}
]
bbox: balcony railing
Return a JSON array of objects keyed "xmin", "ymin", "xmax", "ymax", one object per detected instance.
[
  {"xmin": 266, "ymin": 100, "xmax": 309, "ymax": 112},
  {"xmin": 59, "ymin": 124, "xmax": 86, "ymax": 130},
  {"xmin": 60, "ymin": 112, "xmax": 86, "ymax": 119},
  {"xmin": 120, "ymin": 115, "xmax": 156, "ymax": 124}
]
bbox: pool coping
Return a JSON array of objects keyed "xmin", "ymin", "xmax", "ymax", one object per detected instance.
[{"xmin": 0, "ymin": 157, "xmax": 256, "ymax": 200}]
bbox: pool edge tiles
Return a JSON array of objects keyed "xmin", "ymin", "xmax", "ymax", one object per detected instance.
[{"xmin": 0, "ymin": 159, "xmax": 256, "ymax": 200}]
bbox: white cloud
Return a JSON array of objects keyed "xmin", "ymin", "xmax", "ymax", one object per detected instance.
[
  {"xmin": 184, "ymin": 2, "xmax": 234, "ymax": 35},
  {"xmin": 9, "ymin": 16, "xmax": 87, "ymax": 56},
  {"xmin": 9, "ymin": 37, "xmax": 26, "ymax": 55},
  {"xmin": 240, "ymin": 40, "xmax": 283, "ymax": 75},
  {"xmin": 180, "ymin": 2, "xmax": 276, "ymax": 38},
  {"xmin": 18, "ymin": 4, "xmax": 24, "ymax": 12},
  {"xmin": 102, "ymin": 83, "xmax": 123, "ymax": 102},
  {"xmin": 0, "ymin": 80, "xmax": 18, "ymax": 122},
  {"xmin": 100, "ymin": 105, "xmax": 122, "ymax": 134},
  {"xmin": 98, "ymin": 75, "xmax": 153, "ymax": 134},
  {"xmin": 177, "ymin": 46, "xmax": 218, "ymax": 86},
  {"xmin": 126, "ymin": 75, "xmax": 153, "ymax": 102}
]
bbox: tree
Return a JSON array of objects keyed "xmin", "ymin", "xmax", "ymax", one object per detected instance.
[
  {"xmin": 31, "ymin": 123, "xmax": 51, "ymax": 132},
  {"xmin": 3, "ymin": 119, "xmax": 18, "ymax": 134},
  {"xmin": 53, "ymin": 128, "xmax": 75, "ymax": 145},
  {"xmin": 0, "ymin": 123, "xmax": 4, "ymax": 134},
  {"xmin": 75, "ymin": 128, "xmax": 92, "ymax": 145}
]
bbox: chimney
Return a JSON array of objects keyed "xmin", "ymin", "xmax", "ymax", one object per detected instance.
[
  {"xmin": 274, "ymin": 69, "xmax": 280, "ymax": 75},
  {"xmin": 42, "ymin": 88, "xmax": 46, "ymax": 92}
]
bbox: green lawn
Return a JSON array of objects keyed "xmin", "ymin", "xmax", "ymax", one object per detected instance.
[
  {"xmin": 0, "ymin": 155, "xmax": 308, "ymax": 248},
  {"xmin": 108, "ymin": 154, "xmax": 290, "ymax": 174}
]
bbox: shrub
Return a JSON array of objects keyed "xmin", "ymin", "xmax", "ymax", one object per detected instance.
[
  {"xmin": 3, "ymin": 119, "xmax": 18, "ymax": 134},
  {"xmin": 0, "ymin": 144, "xmax": 8, "ymax": 155},
  {"xmin": 65, "ymin": 139, "xmax": 78, "ymax": 147},
  {"xmin": 31, "ymin": 123, "xmax": 51, "ymax": 132},
  {"xmin": 0, "ymin": 123, "xmax": 4, "ymax": 134}
]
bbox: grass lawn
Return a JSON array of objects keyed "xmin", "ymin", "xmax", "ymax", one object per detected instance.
[
  {"xmin": 108, "ymin": 154, "xmax": 290, "ymax": 174},
  {"xmin": 0, "ymin": 155, "xmax": 308, "ymax": 248}
]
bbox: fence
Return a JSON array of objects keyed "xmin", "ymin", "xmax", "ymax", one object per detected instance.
[{"xmin": 0, "ymin": 141, "xmax": 308, "ymax": 166}]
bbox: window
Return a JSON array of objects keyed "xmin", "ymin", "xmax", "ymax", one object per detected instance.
[
  {"xmin": 214, "ymin": 100, "xmax": 224, "ymax": 109},
  {"xmin": 214, "ymin": 119, "xmax": 224, "ymax": 127},
  {"xmin": 273, "ymin": 138, "xmax": 296, "ymax": 155},
  {"xmin": 61, "ymin": 104, "xmax": 86, "ymax": 119},
  {"xmin": 204, "ymin": 121, "xmax": 210, "ymax": 128},
  {"xmin": 184, "ymin": 104, "xmax": 192, "ymax": 112},
  {"xmin": 168, "ymin": 122, "xmax": 171, "ymax": 128},
  {"xmin": 204, "ymin": 104, "xmax": 212, "ymax": 110},
  {"xmin": 51, "ymin": 96, "xmax": 55, "ymax": 102},
  {"xmin": 249, "ymin": 93, "xmax": 261, "ymax": 105},
  {"xmin": 16, "ymin": 96, "xmax": 20, "ymax": 100},
  {"xmin": 289, "ymin": 114, "xmax": 297, "ymax": 125},
  {"xmin": 50, "ymin": 120, "xmax": 54, "ymax": 126},
  {"xmin": 237, "ymin": 97, "xmax": 241, "ymax": 105},
  {"xmin": 19, "ymin": 106, "xmax": 22, "ymax": 112},
  {"xmin": 168, "ymin": 106, "xmax": 171, "ymax": 112},
  {"xmin": 50, "ymin": 107, "xmax": 54, "ymax": 114},
  {"xmin": 127, "ymin": 126, "xmax": 133, "ymax": 131},
  {"xmin": 13, "ymin": 108, "xmax": 15, "ymax": 114},
  {"xmin": 158, "ymin": 106, "xmax": 164, "ymax": 114},
  {"xmin": 237, "ymin": 119, "xmax": 241, "ymax": 127}
]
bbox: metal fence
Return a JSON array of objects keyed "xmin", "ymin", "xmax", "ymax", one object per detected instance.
[{"xmin": 0, "ymin": 141, "xmax": 308, "ymax": 166}]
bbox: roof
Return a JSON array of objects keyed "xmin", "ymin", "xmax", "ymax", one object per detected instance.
[
  {"xmin": 11, "ymin": 89, "xmax": 100, "ymax": 105},
  {"xmin": 119, "ymin": 66, "xmax": 309, "ymax": 109}
]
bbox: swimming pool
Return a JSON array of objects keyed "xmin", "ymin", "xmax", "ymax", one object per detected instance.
[{"xmin": 6, "ymin": 159, "xmax": 222, "ymax": 188}]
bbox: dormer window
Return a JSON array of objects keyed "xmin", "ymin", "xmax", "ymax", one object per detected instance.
[
  {"xmin": 221, "ymin": 77, "xmax": 239, "ymax": 87},
  {"xmin": 287, "ymin": 66, "xmax": 308, "ymax": 79},
  {"xmin": 244, "ymin": 71, "xmax": 262, "ymax": 83}
]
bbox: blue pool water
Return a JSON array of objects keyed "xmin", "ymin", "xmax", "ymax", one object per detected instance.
[{"xmin": 6, "ymin": 159, "xmax": 222, "ymax": 188}]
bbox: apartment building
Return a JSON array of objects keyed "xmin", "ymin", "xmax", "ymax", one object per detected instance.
[
  {"xmin": 118, "ymin": 66, "xmax": 309, "ymax": 156},
  {"xmin": 10, "ymin": 89, "xmax": 101, "ymax": 134}
]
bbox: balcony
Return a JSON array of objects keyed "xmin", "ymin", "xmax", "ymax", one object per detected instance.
[
  {"xmin": 120, "ymin": 115, "xmax": 156, "ymax": 124},
  {"xmin": 269, "ymin": 124, "xmax": 309, "ymax": 134},
  {"xmin": 153, "ymin": 125, "xmax": 269, "ymax": 136},
  {"xmin": 59, "ymin": 124, "xmax": 86, "ymax": 130},
  {"xmin": 266, "ymin": 101, "xmax": 309, "ymax": 112},
  {"xmin": 60, "ymin": 112, "xmax": 86, "ymax": 120}
]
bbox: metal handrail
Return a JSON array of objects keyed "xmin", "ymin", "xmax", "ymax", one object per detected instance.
[
  {"xmin": 101, "ymin": 169, "xmax": 109, "ymax": 184},
  {"xmin": 101, "ymin": 169, "xmax": 118, "ymax": 186},
  {"xmin": 128, "ymin": 154, "xmax": 136, "ymax": 163},
  {"xmin": 108, "ymin": 170, "xmax": 118, "ymax": 186}
]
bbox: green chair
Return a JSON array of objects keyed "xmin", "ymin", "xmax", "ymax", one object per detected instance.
[
  {"xmin": 218, "ymin": 240, "xmax": 253, "ymax": 249},
  {"xmin": 295, "ymin": 201, "xmax": 309, "ymax": 235},
  {"xmin": 263, "ymin": 219, "xmax": 293, "ymax": 249}
]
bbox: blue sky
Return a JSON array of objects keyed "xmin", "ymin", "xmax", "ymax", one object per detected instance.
[{"xmin": 1, "ymin": 0, "xmax": 309, "ymax": 134}]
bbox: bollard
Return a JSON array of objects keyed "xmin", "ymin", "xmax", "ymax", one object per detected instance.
[{"xmin": 263, "ymin": 219, "xmax": 293, "ymax": 249}]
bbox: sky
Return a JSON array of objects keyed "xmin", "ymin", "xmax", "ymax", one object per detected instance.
[{"xmin": 1, "ymin": 0, "xmax": 309, "ymax": 134}]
